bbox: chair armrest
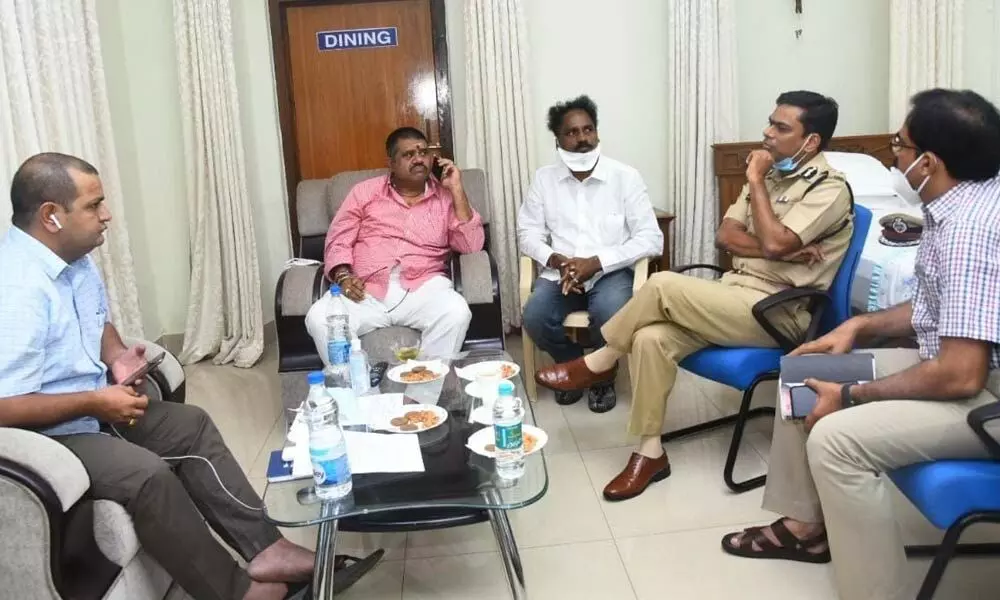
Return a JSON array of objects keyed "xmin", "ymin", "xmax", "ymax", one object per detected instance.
[
  {"xmin": 276, "ymin": 264, "xmax": 326, "ymax": 318},
  {"xmin": 0, "ymin": 428, "xmax": 89, "ymax": 511},
  {"xmin": 519, "ymin": 256, "xmax": 536, "ymax": 312},
  {"xmin": 451, "ymin": 250, "xmax": 496, "ymax": 305},
  {"xmin": 672, "ymin": 263, "xmax": 726, "ymax": 277},
  {"xmin": 968, "ymin": 402, "xmax": 1000, "ymax": 460},
  {"xmin": 751, "ymin": 287, "xmax": 831, "ymax": 352},
  {"xmin": 632, "ymin": 257, "xmax": 651, "ymax": 295}
]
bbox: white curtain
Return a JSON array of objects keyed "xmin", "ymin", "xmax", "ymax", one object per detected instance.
[
  {"xmin": 889, "ymin": 0, "xmax": 965, "ymax": 128},
  {"xmin": 173, "ymin": 0, "xmax": 264, "ymax": 368},
  {"xmin": 0, "ymin": 0, "xmax": 144, "ymax": 338},
  {"xmin": 464, "ymin": 0, "xmax": 536, "ymax": 329},
  {"xmin": 665, "ymin": 0, "xmax": 739, "ymax": 267}
]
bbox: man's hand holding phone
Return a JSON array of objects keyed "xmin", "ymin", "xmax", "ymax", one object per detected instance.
[{"xmin": 92, "ymin": 385, "xmax": 149, "ymax": 425}]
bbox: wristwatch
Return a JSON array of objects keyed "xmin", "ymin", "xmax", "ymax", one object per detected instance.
[{"xmin": 841, "ymin": 383, "xmax": 859, "ymax": 408}]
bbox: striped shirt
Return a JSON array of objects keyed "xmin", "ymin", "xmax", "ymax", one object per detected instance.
[
  {"xmin": 0, "ymin": 227, "xmax": 109, "ymax": 436},
  {"xmin": 911, "ymin": 176, "xmax": 1000, "ymax": 367},
  {"xmin": 324, "ymin": 175, "xmax": 485, "ymax": 300}
]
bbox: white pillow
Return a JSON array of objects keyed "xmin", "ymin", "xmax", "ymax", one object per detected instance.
[{"xmin": 824, "ymin": 151, "xmax": 896, "ymax": 197}]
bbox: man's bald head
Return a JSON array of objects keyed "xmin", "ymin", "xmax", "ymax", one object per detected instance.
[{"xmin": 10, "ymin": 152, "xmax": 99, "ymax": 229}]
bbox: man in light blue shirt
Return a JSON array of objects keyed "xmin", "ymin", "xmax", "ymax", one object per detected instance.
[{"xmin": 0, "ymin": 153, "xmax": 319, "ymax": 600}]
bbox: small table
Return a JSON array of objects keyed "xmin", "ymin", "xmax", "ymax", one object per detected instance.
[{"xmin": 263, "ymin": 349, "xmax": 548, "ymax": 599}]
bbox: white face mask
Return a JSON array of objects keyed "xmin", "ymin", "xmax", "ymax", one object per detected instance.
[
  {"xmin": 557, "ymin": 144, "xmax": 601, "ymax": 173},
  {"xmin": 890, "ymin": 153, "xmax": 930, "ymax": 204}
]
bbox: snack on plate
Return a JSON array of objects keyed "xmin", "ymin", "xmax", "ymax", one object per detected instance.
[
  {"xmin": 390, "ymin": 409, "xmax": 440, "ymax": 430},
  {"xmin": 400, "ymin": 365, "xmax": 437, "ymax": 383},
  {"xmin": 500, "ymin": 363, "xmax": 517, "ymax": 379}
]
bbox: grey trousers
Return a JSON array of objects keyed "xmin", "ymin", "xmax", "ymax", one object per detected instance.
[
  {"xmin": 762, "ymin": 348, "xmax": 997, "ymax": 600},
  {"xmin": 57, "ymin": 401, "xmax": 281, "ymax": 600}
]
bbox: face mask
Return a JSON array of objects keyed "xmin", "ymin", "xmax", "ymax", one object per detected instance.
[
  {"xmin": 891, "ymin": 153, "xmax": 930, "ymax": 203},
  {"xmin": 773, "ymin": 136, "xmax": 814, "ymax": 174},
  {"xmin": 558, "ymin": 144, "xmax": 601, "ymax": 173}
]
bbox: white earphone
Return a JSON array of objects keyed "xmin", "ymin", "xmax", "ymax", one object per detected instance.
[{"xmin": 49, "ymin": 215, "xmax": 63, "ymax": 230}]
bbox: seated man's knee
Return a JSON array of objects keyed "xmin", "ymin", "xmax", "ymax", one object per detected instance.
[
  {"xmin": 805, "ymin": 417, "xmax": 855, "ymax": 473},
  {"xmin": 304, "ymin": 299, "xmax": 326, "ymax": 338},
  {"xmin": 632, "ymin": 325, "xmax": 663, "ymax": 351}
]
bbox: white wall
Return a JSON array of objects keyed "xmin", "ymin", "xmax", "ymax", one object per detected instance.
[
  {"xmin": 734, "ymin": 0, "xmax": 891, "ymax": 139},
  {"xmin": 96, "ymin": 0, "xmax": 292, "ymax": 340},
  {"xmin": 521, "ymin": 0, "xmax": 671, "ymax": 208}
]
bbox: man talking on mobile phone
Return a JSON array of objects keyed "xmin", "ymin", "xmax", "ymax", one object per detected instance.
[{"xmin": 0, "ymin": 153, "xmax": 382, "ymax": 599}]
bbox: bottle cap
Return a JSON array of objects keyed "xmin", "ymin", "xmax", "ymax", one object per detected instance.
[
  {"xmin": 351, "ymin": 337, "xmax": 362, "ymax": 350},
  {"xmin": 307, "ymin": 371, "xmax": 324, "ymax": 385},
  {"xmin": 498, "ymin": 381, "xmax": 515, "ymax": 396},
  {"xmin": 329, "ymin": 284, "xmax": 342, "ymax": 296}
]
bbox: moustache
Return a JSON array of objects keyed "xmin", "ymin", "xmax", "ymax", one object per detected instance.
[
  {"xmin": 574, "ymin": 143, "xmax": 595, "ymax": 152},
  {"xmin": 410, "ymin": 164, "xmax": 427, "ymax": 172}
]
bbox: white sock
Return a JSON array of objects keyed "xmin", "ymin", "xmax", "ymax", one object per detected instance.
[
  {"xmin": 637, "ymin": 436, "xmax": 664, "ymax": 459},
  {"xmin": 583, "ymin": 347, "xmax": 622, "ymax": 373}
]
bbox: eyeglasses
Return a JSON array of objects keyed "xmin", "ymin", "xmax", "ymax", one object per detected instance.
[{"xmin": 889, "ymin": 133, "xmax": 920, "ymax": 156}]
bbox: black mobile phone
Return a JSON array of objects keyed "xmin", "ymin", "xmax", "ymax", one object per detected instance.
[
  {"xmin": 790, "ymin": 385, "xmax": 819, "ymax": 419},
  {"xmin": 120, "ymin": 352, "xmax": 166, "ymax": 387},
  {"xmin": 431, "ymin": 156, "xmax": 444, "ymax": 181}
]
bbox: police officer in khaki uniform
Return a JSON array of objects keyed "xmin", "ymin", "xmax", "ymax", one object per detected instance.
[{"xmin": 535, "ymin": 91, "xmax": 854, "ymax": 501}]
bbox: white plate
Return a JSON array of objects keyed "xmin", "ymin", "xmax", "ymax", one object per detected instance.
[
  {"xmin": 466, "ymin": 424, "xmax": 547, "ymax": 458},
  {"xmin": 470, "ymin": 405, "xmax": 494, "ymax": 425},
  {"xmin": 465, "ymin": 380, "xmax": 505, "ymax": 399},
  {"xmin": 376, "ymin": 403, "xmax": 449, "ymax": 433},
  {"xmin": 387, "ymin": 360, "xmax": 449, "ymax": 385},
  {"xmin": 455, "ymin": 360, "xmax": 520, "ymax": 382}
]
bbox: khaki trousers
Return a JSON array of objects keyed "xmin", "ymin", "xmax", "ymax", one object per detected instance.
[
  {"xmin": 57, "ymin": 401, "xmax": 282, "ymax": 600},
  {"xmin": 762, "ymin": 348, "xmax": 997, "ymax": 600},
  {"xmin": 600, "ymin": 272, "xmax": 807, "ymax": 437}
]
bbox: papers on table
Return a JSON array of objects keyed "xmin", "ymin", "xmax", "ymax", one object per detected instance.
[{"xmin": 282, "ymin": 431, "xmax": 425, "ymax": 476}]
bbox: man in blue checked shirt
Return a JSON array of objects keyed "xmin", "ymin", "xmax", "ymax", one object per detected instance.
[
  {"xmin": 723, "ymin": 90, "xmax": 1000, "ymax": 600},
  {"xmin": 0, "ymin": 153, "xmax": 376, "ymax": 600}
]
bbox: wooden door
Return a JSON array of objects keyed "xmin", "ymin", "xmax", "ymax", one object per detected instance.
[{"xmin": 270, "ymin": 0, "xmax": 452, "ymax": 247}]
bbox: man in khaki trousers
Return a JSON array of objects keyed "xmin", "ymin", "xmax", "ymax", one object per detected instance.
[
  {"xmin": 535, "ymin": 91, "xmax": 854, "ymax": 501},
  {"xmin": 723, "ymin": 89, "xmax": 1000, "ymax": 600}
]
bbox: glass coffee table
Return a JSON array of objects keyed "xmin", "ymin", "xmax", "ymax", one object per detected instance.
[{"xmin": 263, "ymin": 349, "xmax": 547, "ymax": 599}]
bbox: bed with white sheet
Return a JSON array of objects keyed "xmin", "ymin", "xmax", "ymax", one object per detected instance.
[{"xmin": 824, "ymin": 152, "xmax": 922, "ymax": 313}]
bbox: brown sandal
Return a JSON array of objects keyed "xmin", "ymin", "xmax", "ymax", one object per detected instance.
[{"xmin": 721, "ymin": 519, "xmax": 831, "ymax": 564}]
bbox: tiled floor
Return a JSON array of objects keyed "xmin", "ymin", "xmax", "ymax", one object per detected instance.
[{"xmin": 174, "ymin": 335, "xmax": 1000, "ymax": 599}]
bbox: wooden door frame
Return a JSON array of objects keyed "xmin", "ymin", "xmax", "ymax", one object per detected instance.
[{"xmin": 268, "ymin": 0, "xmax": 454, "ymax": 254}]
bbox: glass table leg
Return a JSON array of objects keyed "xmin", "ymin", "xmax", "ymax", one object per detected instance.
[
  {"xmin": 488, "ymin": 507, "xmax": 526, "ymax": 600},
  {"xmin": 313, "ymin": 512, "xmax": 340, "ymax": 598}
]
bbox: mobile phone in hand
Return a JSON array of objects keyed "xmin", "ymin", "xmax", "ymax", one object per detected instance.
[
  {"xmin": 120, "ymin": 352, "xmax": 166, "ymax": 387},
  {"xmin": 431, "ymin": 156, "xmax": 445, "ymax": 181}
]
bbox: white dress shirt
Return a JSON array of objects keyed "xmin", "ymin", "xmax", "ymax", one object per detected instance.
[{"xmin": 517, "ymin": 155, "xmax": 663, "ymax": 290}]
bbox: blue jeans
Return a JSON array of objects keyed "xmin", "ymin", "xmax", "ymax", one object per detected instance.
[{"xmin": 522, "ymin": 269, "xmax": 634, "ymax": 363}]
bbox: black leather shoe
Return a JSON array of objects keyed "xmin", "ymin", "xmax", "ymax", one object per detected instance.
[
  {"xmin": 555, "ymin": 389, "xmax": 584, "ymax": 406},
  {"xmin": 588, "ymin": 383, "xmax": 616, "ymax": 413}
]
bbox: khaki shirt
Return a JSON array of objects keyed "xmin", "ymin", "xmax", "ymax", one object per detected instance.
[{"xmin": 720, "ymin": 152, "xmax": 854, "ymax": 295}]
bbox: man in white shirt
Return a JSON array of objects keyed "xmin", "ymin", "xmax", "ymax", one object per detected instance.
[{"xmin": 518, "ymin": 95, "xmax": 662, "ymax": 413}]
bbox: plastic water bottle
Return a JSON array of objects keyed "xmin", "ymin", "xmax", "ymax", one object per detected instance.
[
  {"xmin": 326, "ymin": 285, "xmax": 351, "ymax": 367},
  {"xmin": 349, "ymin": 338, "xmax": 370, "ymax": 396},
  {"xmin": 305, "ymin": 371, "xmax": 352, "ymax": 500},
  {"xmin": 492, "ymin": 380, "xmax": 525, "ymax": 480}
]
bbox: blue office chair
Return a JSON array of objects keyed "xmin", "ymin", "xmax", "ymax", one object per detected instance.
[
  {"xmin": 889, "ymin": 402, "xmax": 1000, "ymax": 599},
  {"xmin": 661, "ymin": 202, "xmax": 873, "ymax": 492}
]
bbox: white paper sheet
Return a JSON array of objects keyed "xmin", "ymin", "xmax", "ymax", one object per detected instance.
[{"xmin": 284, "ymin": 429, "xmax": 425, "ymax": 476}]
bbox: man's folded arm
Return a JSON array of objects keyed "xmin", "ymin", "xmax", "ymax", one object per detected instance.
[
  {"xmin": 517, "ymin": 179, "xmax": 555, "ymax": 267},
  {"xmin": 596, "ymin": 175, "xmax": 663, "ymax": 273},
  {"xmin": 323, "ymin": 187, "xmax": 365, "ymax": 278}
]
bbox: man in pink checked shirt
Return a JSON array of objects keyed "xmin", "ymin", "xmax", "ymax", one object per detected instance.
[{"xmin": 304, "ymin": 127, "xmax": 485, "ymax": 362}]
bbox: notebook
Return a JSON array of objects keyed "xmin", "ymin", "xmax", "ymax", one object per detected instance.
[
  {"xmin": 266, "ymin": 449, "xmax": 312, "ymax": 483},
  {"xmin": 779, "ymin": 353, "xmax": 876, "ymax": 420}
]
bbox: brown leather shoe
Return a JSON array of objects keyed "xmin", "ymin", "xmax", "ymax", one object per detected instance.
[
  {"xmin": 603, "ymin": 452, "xmax": 671, "ymax": 501},
  {"xmin": 535, "ymin": 357, "xmax": 615, "ymax": 392}
]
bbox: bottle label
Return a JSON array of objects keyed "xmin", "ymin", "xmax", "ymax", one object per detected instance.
[
  {"xmin": 327, "ymin": 340, "xmax": 350, "ymax": 364},
  {"xmin": 494, "ymin": 422, "xmax": 523, "ymax": 451},
  {"xmin": 310, "ymin": 448, "xmax": 351, "ymax": 486}
]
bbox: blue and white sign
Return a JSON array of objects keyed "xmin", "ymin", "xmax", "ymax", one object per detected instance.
[{"xmin": 316, "ymin": 27, "xmax": 398, "ymax": 52}]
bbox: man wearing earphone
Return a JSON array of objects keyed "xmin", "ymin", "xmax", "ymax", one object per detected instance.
[{"xmin": 0, "ymin": 153, "xmax": 342, "ymax": 600}]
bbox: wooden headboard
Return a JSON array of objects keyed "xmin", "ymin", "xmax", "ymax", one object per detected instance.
[{"xmin": 711, "ymin": 133, "xmax": 893, "ymax": 269}]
